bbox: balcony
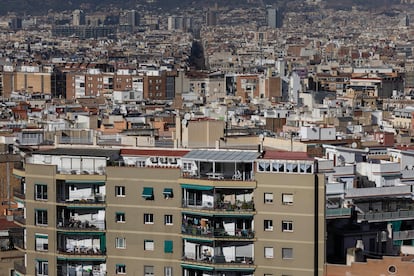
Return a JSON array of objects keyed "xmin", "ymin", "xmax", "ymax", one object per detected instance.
[
  {"xmin": 57, "ymin": 234, "xmax": 106, "ymax": 256},
  {"xmin": 182, "ymin": 199, "xmax": 255, "ymax": 212},
  {"xmin": 14, "ymin": 260, "xmax": 26, "ymax": 275},
  {"xmin": 57, "ymin": 194, "xmax": 106, "ymax": 205},
  {"xmin": 13, "ymin": 209, "xmax": 26, "ymax": 225},
  {"xmin": 13, "ymin": 187, "xmax": 25, "ymax": 200},
  {"xmin": 345, "ymin": 185, "xmax": 412, "ymax": 199},
  {"xmin": 357, "ymin": 209, "xmax": 414, "ymax": 222},
  {"xmin": 394, "ymin": 230, "xmax": 414, "ymax": 241},
  {"xmin": 57, "ymin": 219, "xmax": 105, "ymax": 231},
  {"xmin": 182, "ymin": 254, "xmax": 254, "ymax": 265},
  {"xmin": 182, "ymin": 225, "xmax": 254, "ymax": 239},
  {"xmin": 57, "ymin": 262, "xmax": 106, "ymax": 276},
  {"xmin": 326, "ymin": 208, "xmax": 352, "ymax": 219}
]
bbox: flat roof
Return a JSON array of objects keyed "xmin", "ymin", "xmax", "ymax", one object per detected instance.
[{"xmin": 183, "ymin": 149, "xmax": 260, "ymax": 162}]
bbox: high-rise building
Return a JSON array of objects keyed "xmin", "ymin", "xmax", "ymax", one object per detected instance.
[
  {"xmin": 267, "ymin": 8, "xmax": 282, "ymax": 28},
  {"xmin": 12, "ymin": 147, "xmax": 325, "ymax": 276},
  {"xmin": 119, "ymin": 10, "xmax": 140, "ymax": 27},
  {"xmin": 72, "ymin": 10, "xmax": 86, "ymax": 26},
  {"xmin": 206, "ymin": 10, "xmax": 218, "ymax": 26}
]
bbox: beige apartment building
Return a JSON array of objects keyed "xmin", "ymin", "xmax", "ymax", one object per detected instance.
[{"xmin": 12, "ymin": 147, "xmax": 325, "ymax": 276}]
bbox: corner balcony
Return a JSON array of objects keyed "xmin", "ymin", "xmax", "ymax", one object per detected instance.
[
  {"xmin": 14, "ymin": 260, "xmax": 26, "ymax": 275},
  {"xmin": 13, "ymin": 187, "xmax": 25, "ymax": 201},
  {"xmin": 13, "ymin": 209, "xmax": 26, "ymax": 226},
  {"xmin": 326, "ymin": 208, "xmax": 352, "ymax": 219}
]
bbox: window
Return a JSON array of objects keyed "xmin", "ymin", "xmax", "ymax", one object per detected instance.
[
  {"xmin": 282, "ymin": 221, "xmax": 293, "ymax": 232},
  {"xmin": 282, "ymin": 193, "xmax": 293, "ymax": 205},
  {"xmin": 35, "ymin": 184, "xmax": 47, "ymax": 200},
  {"xmin": 163, "ymin": 188, "xmax": 173, "ymax": 199},
  {"xmin": 35, "ymin": 210, "xmax": 48, "ymax": 226},
  {"xmin": 164, "ymin": 266, "xmax": 173, "ymax": 276},
  {"xmin": 144, "ymin": 240, "xmax": 154, "ymax": 251},
  {"xmin": 116, "ymin": 264, "xmax": 126, "ymax": 274},
  {"xmin": 36, "ymin": 260, "xmax": 48, "ymax": 276},
  {"xmin": 164, "ymin": 240, "xmax": 173, "ymax": 253},
  {"xmin": 142, "ymin": 187, "xmax": 154, "ymax": 200},
  {"xmin": 282, "ymin": 248, "xmax": 293, "ymax": 259},
  {"xmin": 264, "ymin": 193, "xmax": 273, "ymax": 203},
  {"xmin": 144, "ymin": 265, "xmax": 154, "ymax": 276},
  {"xmin": 116, "ymin": 237, "xmax": 126, "ymax": 249},
  {"xmin": 264, "ymin": 220, "xmax": 273, "ymax": 231},
  {"xmin": 115, "ymin": 186, "xmax": 125, "ymax": 197},
  {"xmin": 116, "ymin": 212, "xmax": 126, "ymax": 223},
  {"xmin": 264, "ymin": 247, "xmax": 274, "ymax": 258},
  {"xmin": 164, "ymin": 214, "xmax": 173, "ymax": 225},
  {"xmin": 35, "ymin": 234, "xmax": 48, "ymax": 251},
  {"xmin": 144, "ymin": 213, "xmax": 154, "ymax": 224}
]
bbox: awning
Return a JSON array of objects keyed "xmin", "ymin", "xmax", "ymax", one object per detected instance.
[
  {"xmin": 65, "ymin": 180, "xmax": 105, "ymax": 185},
  {"xmin": 183, "ymin": 236, "xmax": 213, "ymax": 243},
  {"xmin": 57, "ymin": 231, "xmax": 105, "ymax": 236},
  {"xmin": 181, "ymin": 184, "xmax": 213, "ymax": 191},
  {"xmin": 35, "ymin": 234, "xmax": 48, "ymax": 239},
  {"xmin": 57, "ymin": 256, "xmax": 106, "ymax": 262},
  {"xmin": 181, "ymin": 263, "xmax": 214, "ymax": 271},
  {"xmin": 142, "ymin": 187, "xmax": 154, "ymax": 199},
  {"xmin": 163, "ymin": 188, "xmax": 173, "ymax": 196}
]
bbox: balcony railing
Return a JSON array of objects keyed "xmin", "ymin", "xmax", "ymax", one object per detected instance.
[
  {"xmin": 57, "ymin": 219, "xmax": 105, "ymax": 231},
  {"xmin": 13, "ymin": 210, "xmax": 26, "ymax": 225},
  {"xmin": 182, "ymin": 254, "xmax": 254, "ymax": 265},
  {"xmin": 58, "ymin": 246, "xmax": 105, "ymax": 255},
  {"xmin": 56, "ymin": 194, "xmax": 106, "ymax": 204},
  {"xmin": 394, "ymin": 230, "xmax": 414, "ymax": 241},
  {"xmin": 182, "ymin": 171, "xmax": 254, "ymax": 181},
  {"xmin": 357, "ymin": 209, "xmax": 414, "ymax": 222},
  {"xmin": 182, "ymin": 200, "xmax": 255, "ymax": 212},
  {"xmin": 326, "ymin": 208, "xmax": 352, "ymax": 219},
  {"xmin": 13, "ymin": 236, "xmax": 25, "ymax": 250},
  {"xmin": 13, "ymin": 187, "xmax": 25, "ymax": 200},
  {"xmin": 182, "ymin": 225, "xmax": 254, "ymax": 239},
  {"xmin": 14, "ymin": 260, "xmax": 26, "ymax": 275}
]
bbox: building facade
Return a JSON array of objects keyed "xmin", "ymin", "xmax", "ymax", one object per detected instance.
[{"xmin": 12, "ymin": 147, "xmax": 325, "ymax": 276}]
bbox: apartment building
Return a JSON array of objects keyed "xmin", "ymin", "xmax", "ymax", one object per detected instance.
[{"xmin": 12, "ymin": 147, "xmax": 325, "ymax": 276}]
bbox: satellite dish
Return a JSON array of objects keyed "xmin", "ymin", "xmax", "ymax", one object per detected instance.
[
  {"xmin": 351, "ymin": 142, "xmax": 357, "ymax": 149},
  {"xmin": 184, "ymin": 113, "xmax": 191, "ymax": 120},
  {"xmin": 181, "ymin": 119, "xmax": 188, "ymax": 127}
]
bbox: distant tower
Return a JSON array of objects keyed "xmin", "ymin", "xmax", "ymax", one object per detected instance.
[
  {"xmin": 72, "ymin": 9, "xmax": 86, "ymax": 26},
  {"xmin": 206, "ymin": 10, "xmax": 218, "ymax": 26},
  {"xmin": 267, "ymin": 8, "xmax": 282, "ymax": 28},
  {"xmin": 406, "ymin": 14, "xmax": 410, "ymax": 27}
]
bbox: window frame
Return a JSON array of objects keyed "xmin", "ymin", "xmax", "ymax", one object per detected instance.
[
  {"xmin": 115, "ymin": 237, "xmax": 126, "ymax": 249},
  {"xmin": 144, "ymin": 240, "xmax": 154, "ymax": 251},
  {"xmin": 35, "ymin": 184, "xmax": 48, "ymax": 201},
  {"xmin": 164, "ymin": 214, "xmax": 173, "ymax": 225},
  {"xmin": 35, "ymin": 209, "xmax": 48, "ymax": 226},
  {"xmin": 36, "ymin": 260, "xmax": 48, "ymax": 276},
  {"xmin": 144, "ymin": 213, "xmax": 154, "ymax": 224},
  {"xmin": 35, "ymin": 234, "xmax": 48, "ymax": 252},
  {"xmin": 282, "ymin": 220, "xmax": 293, "ymax": 232},
  {"xmin": 282, "ymin": 247, "xmax": 293, "ymax": 259},
  {"xmin": 264, "ymin": 247, "xmax": 274, "ymax": 258},
  {"xmin": 116, "ymin": 264, "xmax": 126, "ymax": 274},
  {"xmin": 115, "ymin": 186, "xmax": 126, "ymax": 197},
  {"xmin": 282, "ymin": 193, "xmax": 294, "ymax": 205},
  {"xmin": 144, "ymin": 265, "xmax": 154, "ymax": 276},
  {"xmin": 264, "ymin": 192, "xmax": 273, "ymax": 204},
  {"xmin": 116, "ymin": 212, "xmax": 126, "ymax": 223},
  {"xmin": 264, "ymin": 219, "xmax": 273, "ymax": 231},
  {"xmin": 164, "ymin": 266, "xmax": 173, "ymax": 276}
]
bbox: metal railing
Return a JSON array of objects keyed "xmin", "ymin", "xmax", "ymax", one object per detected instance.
[
  {"xmin": 181, "ymin": 225, "xmax": 254, "ymax": 239},
  {"xmin": 182, "ymin": 199, "xmax": 255, "ymax": 212},
  {"xmin": 13, "ymin": 188, "xmax": 25, "ymax": 199},
  {"xmin": 358, "ymin": 209, "xmax": 414, "ymax": 222},
  {"xmin": 394, "ymin": 229, "xmax": 414, "ymax": 240},
  {"xmin": 182, "ymin": 254, "xmax": 254, "ymax": 265},
  {"xmin": 326, "ymin": 208, "xmax": 352, "ymax": 218}
]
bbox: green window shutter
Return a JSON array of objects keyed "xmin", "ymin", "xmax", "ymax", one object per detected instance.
[{"xmin": 164, "ymin": 240, "xmax": 173, "ymax": 253}]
